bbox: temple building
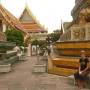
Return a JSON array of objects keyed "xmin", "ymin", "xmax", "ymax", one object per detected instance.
[
  {"xmin": 48, "ymin": 0, "xmax": 90, "ymax": 76},
  {"xmin": 0, "ymin": 4, "xmax": 28, "ymax": 70},
  {"xmin": 0, "ymin": 4, "xmax": 28, "ymax": 42},
  {"xmin": 19, "ymin": 5, "xmax": 47, "ymax": 41}
]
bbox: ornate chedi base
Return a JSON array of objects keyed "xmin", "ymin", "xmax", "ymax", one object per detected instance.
[
  {"xmin": 48, "ymin": 23, "xmax": 90, "ymax": 76},
  {"xmin": 47, "ymin": 0, "xmax": 90, "ymax": 76},
  {"xmin": 47, "ymin": 24, "xmax": 90, "ymax": 76},
  {"xmin": 0, "ymin": 32, "xmax": 19, "ymax": 73},
  {"xmin": 47, "ymin": 40, "xmax": 90, "ymax": 76},
  {"xmin": 55, "ymin": 40, "xmax": 90, "ymax": 57}
]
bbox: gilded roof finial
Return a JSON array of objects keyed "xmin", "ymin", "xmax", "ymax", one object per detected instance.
[
  {"xmin": 60, "ymin": 20, "xmax": 64, "ymax": 35},
  {"xmin": 25, "ymin": 1, "xmax": 28, "ymax": 9}
]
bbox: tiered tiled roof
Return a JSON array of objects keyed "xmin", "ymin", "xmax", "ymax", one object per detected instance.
[
  {"xmin": 0, "ymin": 4, "xmax": 28, "ymax": 35},
  {"xmin": 21, "ymin": 22, "xmax": 46, "ymax": 33},
  {"xmin": 19, "ymin": 5, "xmax": 47, "ymax": 33}
]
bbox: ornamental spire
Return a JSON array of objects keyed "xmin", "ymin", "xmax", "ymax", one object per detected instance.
[
  {"xmin": 25, "ymin": 1, "xmax": 28, "ymax": 7},
  {"xmin": 60, "ymin": 20, "xmax": 64, "ymax": 35}
]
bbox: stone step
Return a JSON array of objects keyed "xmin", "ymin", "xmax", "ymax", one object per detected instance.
[
  {"xmin": 48, "ymin": 56, "xmax": 77, "ymax": 76},
  {"xmin": 48, "ymin": 56, "xmax": 90, "ymax": 76}
]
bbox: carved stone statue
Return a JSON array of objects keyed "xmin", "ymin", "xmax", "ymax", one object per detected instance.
[{"xmin": 79, "ymin": 7, "xmax": 90, "ymax": 24}]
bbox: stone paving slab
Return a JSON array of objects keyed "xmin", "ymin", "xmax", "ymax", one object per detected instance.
[
  {"xmin": 31, "ymin": 83, "xmax": 57, "ymax": 90},
  {"xmin": 0, "ymin": 88, "xmax": 8, "ymax": 90},
  {"xmin": 0, "ymin": 56, "xmax": 89, "ymax": 90}
]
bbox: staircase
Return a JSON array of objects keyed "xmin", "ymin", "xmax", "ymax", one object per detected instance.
[{"xmin": 48, "ymin": 56, "xmax": 90, "ymax": 76}]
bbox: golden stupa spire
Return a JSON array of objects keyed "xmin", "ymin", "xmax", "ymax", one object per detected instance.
[
  {"xmin": 60, "ymin": 20, "xmax": 64, "ymax": 35},
  {"xmin": 25, "ymin": 1, "xmax": 28, "ymax": 9}
]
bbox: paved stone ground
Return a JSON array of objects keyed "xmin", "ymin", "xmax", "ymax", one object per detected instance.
[{"xmin": 0, "ymin": 56, "xmax": 89, "ymax": 90}]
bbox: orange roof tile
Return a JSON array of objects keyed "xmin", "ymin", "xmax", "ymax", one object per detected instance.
[
  {"xmin": 21, "ymin": 23, "xmax": 41, "ymax": 29},
  {"xmin": 20, "ymin": 22, "xmax": 47, "ymax": 33},
  {"xmin": 19, "ymin": 4, "xmax": 47, "ymax": 33},
  {"xmin": 0, "ymin": 4, "xmax": 28, "ymax": 35}
]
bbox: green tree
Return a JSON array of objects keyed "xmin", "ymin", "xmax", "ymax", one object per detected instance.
[
  {"xmin": 5, "ymin": 28, "xmax": 24, "ymax": 46},
  {"xmin": 31, "ymin": 39, "xmax": 39, "ymax": 46},
  {"xmin": 48, "ymin": 29, "xmax": 60, "ymax": 43}
]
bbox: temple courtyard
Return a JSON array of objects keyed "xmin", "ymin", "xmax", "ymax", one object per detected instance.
[{"xmin": 0, "ymin": 55, "xmax": 89, "ymax": 90}]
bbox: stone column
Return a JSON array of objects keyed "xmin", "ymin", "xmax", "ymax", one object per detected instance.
[
  {"xmin": 29, "ymin": 44, "xmax": 31, "ymax": 56},
  {"xmin": 71, "ymin": 28, "xmax": 74, "ymax": 41},
  {"xmin": 2, "ymin": 24, "xmax": 6, "ymax": 32},
  {"xmin": 85, "ymin": 24, "xmax": 90, "ymax": 40},
  {"xmin": 27, "ymin": 44, "xmax": 31, "ymax": 56}
]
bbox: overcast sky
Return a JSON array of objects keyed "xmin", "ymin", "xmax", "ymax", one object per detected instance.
[{"xmin": 1, "ymin": 0, "xmax": 75, "ymax": 33}]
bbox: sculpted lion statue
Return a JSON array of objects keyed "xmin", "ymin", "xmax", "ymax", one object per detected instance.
[{"xmin": 79, "ymin": 7, "xmax": 90, "ymax": 24}]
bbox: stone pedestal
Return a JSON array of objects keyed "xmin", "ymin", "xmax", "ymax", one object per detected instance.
[
  {"xmin": 32, "ymin": 64, "xmax": 46, "ymax": 73},
  {"xmin": 0, "ymin": 64, "xmax": 11, "ymax": 73},
  {"xmin": 0, "ymin": 41, "xmax": 18, "ymax": 72}
]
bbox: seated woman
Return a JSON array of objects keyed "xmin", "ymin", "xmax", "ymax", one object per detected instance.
[{"xmin": 74, "ymin": 50, "xmax": 89, "ymax": 88}]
